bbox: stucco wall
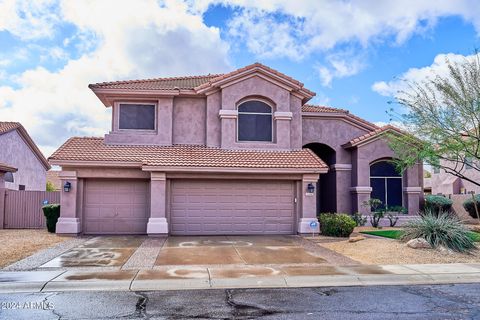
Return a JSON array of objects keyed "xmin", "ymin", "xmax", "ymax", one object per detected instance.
[
  {"xmin": 430, "ymin": 159, "xmax": 480, "ymax": 195},
  {"xmin": 173, "ymin": 97, "xmax": 206, "ymax": 145},
  {"xmin": 302, "ymin": 117, "xmax": 369, "ymax": 163},
  {"xmin": 219, "ymin": 76, "xmax": 299, "ymax": 150},
  {"xmin": 352, "ymin": 138, "xmax": 422, "ymax": 214},
  {"xmin": 0, "ymin": 130, "xmax": 46, "ymax": 191}
]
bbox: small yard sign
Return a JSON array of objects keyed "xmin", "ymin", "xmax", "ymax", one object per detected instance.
[{"xmin": 309, "ymin": 220, "xmax": 318, "ymax": 237}]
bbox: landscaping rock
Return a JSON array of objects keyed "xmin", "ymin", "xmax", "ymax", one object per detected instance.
[
  {"xmin": 348, "ymin": 235, "xmax": 366, "ymax": 243},
  {"xmin": 406, "ymin": 238, "xmax": 432, "ymax": 249},
  {"xmin": 437, "ymin": 246, "xmax": 454, "ymax": 255}
]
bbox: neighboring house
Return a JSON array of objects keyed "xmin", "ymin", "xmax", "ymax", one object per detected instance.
[
  {"xmin": 46, "ymin": 170, "xmax": 61, "ymax": 191},
  {"xmin": 430, "ymin": 159, "xmax": 480, "ymax": 195},
  {"xmin": 0, "ymin": 122, "xmax": 50, "ymax": 191},
  {"xmin": 49, "ymin": 63, "xmax": 422, "ymax": 236}
]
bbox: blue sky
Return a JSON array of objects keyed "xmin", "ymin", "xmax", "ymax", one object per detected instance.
[{"xmin": 1, "ymin": 0, "xmax": 480, "ymax": 155}]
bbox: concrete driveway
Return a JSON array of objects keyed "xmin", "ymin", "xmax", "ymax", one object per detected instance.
[{"xmin": 40, "ymin": 235, "xmax": 330, "ymax": 269}]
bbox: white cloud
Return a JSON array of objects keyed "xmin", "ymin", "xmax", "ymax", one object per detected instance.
[
  {"xmin": 0, "ymin": 0, "xmax": 231, "ymax": 156},
  {"xmin": 0, "ymin": 0, "xmax": 60, "ymax": 40},
  {"xmin": 221, "ymin": 0, "xmax": 480, "ymax": 61},
  {"xmin": 315, "ymin": 51, "xmax": 366, "ymax": 86},
  {"xmin": 371, "ymin": 52, "xmax": 478, "ymax": 97}
]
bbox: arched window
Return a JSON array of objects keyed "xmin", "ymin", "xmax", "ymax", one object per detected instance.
[
  {"xmin": 370, "ymin": 160, "xmax": 402, "ymax": 208},
  {"xmin": 237, "ymin": 100, "xmax": 272, "ymax": 142}
]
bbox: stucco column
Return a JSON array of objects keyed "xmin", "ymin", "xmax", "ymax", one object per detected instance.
[
  {"xmin": 350, "ymin": 187, "xmax": 372, "ymax": 214},
  {"xmin": 146, "ymin": 172, "xmax": 168, "ymax": 235},
  {"xmin": 56, "ymin": 171, "xmax": 81, "ymax": 234},
  {"xmin": 298, "ymin": 173, "xmax": 320, "ymax": 233},
  {"xmin": 219, "ymin": 110, "xmax": 237, "ymax": 149},
  {"xmin": 404, "ymin": 187, "xmax": 422, "ymax": 215},
  {"xmin": 331, "ymin": 164, "xmax": 352, "ymax": 213}
]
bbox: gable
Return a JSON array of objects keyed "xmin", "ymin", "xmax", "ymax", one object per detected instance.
[{"xmin": 0, "ymin": 123, "xmax": 50, "ymax": 170}]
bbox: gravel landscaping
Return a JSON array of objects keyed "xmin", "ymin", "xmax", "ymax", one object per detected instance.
[
  {"xmin": 320, "ymin": 238, "xmax": 480, "ymax": 265},
  {"xmin": 0, "ymin": 229, "xmax": 70, "ymax": 268}
]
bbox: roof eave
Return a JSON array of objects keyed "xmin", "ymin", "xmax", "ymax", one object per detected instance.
[
  {"xmin": 0, "ymin": 164, "xmax": 17, "ymax": 173},
  {"xmin": 89, "ymin": 87, "xmax": 200, "ymax": 107},
  {"xmin": 194, "ymin": 65, "xmax": 315, "ymax": 100},
  {"xmin": 142, "ymin": 165, "xmax": 328, "ymax": 174}
]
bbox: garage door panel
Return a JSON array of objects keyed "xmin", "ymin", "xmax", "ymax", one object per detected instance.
[
  {"xmin": 84, "ymin": 179, "xmax": 148, "ymax": 234},
  {"xmin": 170, "ymin": 180, "xmax": 295, "ymax": 235}
]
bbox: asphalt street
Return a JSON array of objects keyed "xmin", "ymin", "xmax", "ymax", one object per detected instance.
[{"xmin": 1, "ymin": 284, "xmax": 479, "ymax": 319}]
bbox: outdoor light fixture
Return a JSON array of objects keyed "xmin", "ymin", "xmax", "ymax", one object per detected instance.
[
  {"xmin": 307, "ymin": 183, "xmax": 315, "ymax": 194},
  {"xmin": 63, "ymin": 181, "xmax": 72, "ymax": 192}
]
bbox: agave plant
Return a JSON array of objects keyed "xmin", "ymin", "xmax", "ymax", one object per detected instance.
[{"xmin": 401, "ymin": 211, "xmax": 476, "ymax": 253}]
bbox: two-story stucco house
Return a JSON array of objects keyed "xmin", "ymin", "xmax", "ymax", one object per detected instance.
[
  {"xmin": 49, "ymin": 63, "xmax": 423, "ymax": 235},
  {"xmin": 0, "ymin": 122, "xmax": 50, "ymax": 191}
]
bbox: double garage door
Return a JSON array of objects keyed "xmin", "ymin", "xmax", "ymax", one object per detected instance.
[
  {"xmin": 83, "ymin": 179, "xmax": 296, "ymax": 235},
  {"xmin": 170, "ymin": 180, "xmax": 296, "ymax": 235}
]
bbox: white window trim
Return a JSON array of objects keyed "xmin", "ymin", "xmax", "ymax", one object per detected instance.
[{"xmin": 115, "ymin": 102, "xmax": 157, "ymax": 133}]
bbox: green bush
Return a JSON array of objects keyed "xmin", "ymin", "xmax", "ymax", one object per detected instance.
[
  {"xmin": 424, "ymin": 195, "xmax": 453, "ymax": 216},
  {"xmin": 401, "ymin": 211, "xmax": 476, "ymax": 252},
  {"xmin": 318, "ymin": 213, "xmax": 356, "ymax": 237},
  {"xmin": 463, "ymin": 195, "xmax": 480, "ymax": 219},
  {"xmin": 352, "ymin": 212, "xmax": 367, "ymax": 227},
  {"xmin": 42, "ymin": 204, "xmax": 60, "ymax": 233}
]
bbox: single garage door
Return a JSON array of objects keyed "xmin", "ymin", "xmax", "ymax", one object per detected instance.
[
  {"xmin": 83, "ymin": 179, "xmax": 149, "ymax": 234},
  {"xmin": 170, "ymin": 180, "xmax": 295, "ymax": 235}
]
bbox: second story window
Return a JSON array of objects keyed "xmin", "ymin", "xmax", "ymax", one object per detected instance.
[
  {"xmin": 237, "ymin": 100, "xmax": 272, "ymax": 142},
  {"xmin": 119, "ymin": 104, "xmax": 155, "ymax": 130}
]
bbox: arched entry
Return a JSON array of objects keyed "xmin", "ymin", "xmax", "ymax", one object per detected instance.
[
  {"xmin": 370, "ymin": 160, "xmax": 403, "ymax": 209},
  {"xmin": 303, "ymin": 143, "xmax": 336, "ymax": 213}
]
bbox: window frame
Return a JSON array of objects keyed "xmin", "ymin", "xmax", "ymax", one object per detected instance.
[
  {"xmin": 236, "ymin": 98, "xmax": 274, "ymax": 143},
  {"xmin": 115, "ymin": 101, "xmax": 157, "ymax": 133},
  {"xmin": 369, "ymin": 160, "xmax": 404, "ymax": 209}
]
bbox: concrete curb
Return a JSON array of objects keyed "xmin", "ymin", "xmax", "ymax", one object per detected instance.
[{"xmin": 0, "ymin": 263, "xmax": 479, "ymax": 293}]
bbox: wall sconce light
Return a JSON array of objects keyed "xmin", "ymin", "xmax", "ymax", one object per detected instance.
[
  {"xmin": 63, "ymin": 181, "xmax": 72, "ymax": 192},
  {"xmin": 307, "ymin": 183, "xmax": 315, "ymax": 194}
]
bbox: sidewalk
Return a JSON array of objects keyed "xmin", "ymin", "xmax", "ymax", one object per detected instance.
[{"xmin": 0, "ymin": 263, "xmax": 479, "ymax": 293}]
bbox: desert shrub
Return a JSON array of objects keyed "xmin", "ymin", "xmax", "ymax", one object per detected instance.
[
  {"xmin": 362, "ymin": 198, "xmax": 385, "ymax": 227},
  {"xmin": 401, "ymin": 211, "xmax": 476, "ymax": 252},
  {"xmin": 463, "ymin": 195, "xmax": 480, "ymax": 219},
  {"xmin": 42, "ymin": 204, "xmax": 60, "ymax": 233},
  {"xmin": 424, "ymin": 195, "xmax": 452, "ymax": 216},
  {"xmin": 318, "ymin": 213, "xmax": 356, "ymax": 237},
  {"xmin": 386, "ymin": 206, "xmax": 407, "ymax": 227},
  {"xmin": 352, "ymin": 212, "xmax": 367, "ymax": 227}
]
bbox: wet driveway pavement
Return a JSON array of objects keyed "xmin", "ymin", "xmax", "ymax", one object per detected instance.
[{"xmin": 39, "ymin": 235, "xmax": 328, "ymax": 269}]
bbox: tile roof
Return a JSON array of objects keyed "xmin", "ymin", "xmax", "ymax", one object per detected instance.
[
  {"xmin": 302, "ymin": 105, "xmax": 348, "ymax": 113},
  {"xmin": 89, "ymin": 74, "xmax": 222, "ymax": 90},
  {"xmin": 49, "ymin": 137, "xmax": 328, "ymax": 171},
  {"xmin": 0, "ymin": 162, "xmax": 17, "ymax": 173},
  {"xmin": 302, "ymin": 105, "xmax": 379, "ymax": 130},
  {"xmin": 195, "ymin": 62, "xmax": 306, "ymax": 91},
  {"xmin": 343, "ymin": 125, "xmax": 403, "ymax": 147},
  {"xmin": 88, "ymin": 63, "xmax": 315, "ymax": 98},
  {"xmin": 0, "ymin": 122, "xmax": 21, "ymax": 134},
  {"xmin": 0, "ymin": 121, "xmax": 50, "ymax": 170}
]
